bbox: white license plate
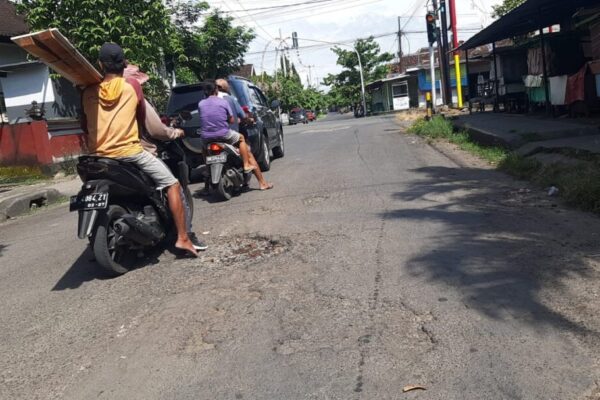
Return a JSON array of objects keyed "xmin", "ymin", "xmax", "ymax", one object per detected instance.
[{"xmin": 206, "ymin": 154, "xmax": 227, "ymax": 164}]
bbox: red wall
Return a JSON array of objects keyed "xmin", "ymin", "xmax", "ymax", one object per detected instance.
[{"xmin": 0, "ymin": 121, "xmax": 85, "ymax": 166}]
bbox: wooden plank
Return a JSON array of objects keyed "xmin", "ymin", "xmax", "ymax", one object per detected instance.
[{"xmin": 11, "ymin": 28, "xmax": 102, "ymax": 87}]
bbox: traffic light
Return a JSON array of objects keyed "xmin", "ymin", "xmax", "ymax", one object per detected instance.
[
  {"xmin": 292, "ymin": 32, "xmax": 298, "ymax": 49},
  {"xmin": 426, "ymin": 12, "xmax": 438, "ymax": 45}
]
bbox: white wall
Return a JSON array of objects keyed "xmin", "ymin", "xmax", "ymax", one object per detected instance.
[{"xmin": 0, "ymin": 63, "xmax": 55, "ymax": 121}]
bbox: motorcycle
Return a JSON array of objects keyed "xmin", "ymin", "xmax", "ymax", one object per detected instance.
[
  {"xmin": 204, "ymin": 140, "xmax": 251, "ymax": 201},
  {"xmin": 69, "ymin": 135, "xmax": 194, "ymax": 276}
]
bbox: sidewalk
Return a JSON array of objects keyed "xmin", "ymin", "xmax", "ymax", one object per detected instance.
[
  {"xmin": 453, "ymin": 113, "xmax": 600, "ymax": 153},
  {"xmin": 0, "ymin": 176, "xmax": 81, "ymax": 221}
]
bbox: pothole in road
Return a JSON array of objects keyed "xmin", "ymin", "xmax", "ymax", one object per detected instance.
[{"xmin": 198, "ymin": 235, "xmax": 290, "ymax": 266}]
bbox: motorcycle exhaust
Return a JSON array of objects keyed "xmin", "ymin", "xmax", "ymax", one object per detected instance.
[
  {"xmin": 225, "ymin": 168, "xmax": 243, "ymax": 187},
  {"xmin": 113, "ymin": 214, "xmax": 165, "ymax": 246}
]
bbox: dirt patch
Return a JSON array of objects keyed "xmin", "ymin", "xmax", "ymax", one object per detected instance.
[{"xmin": 198, "ymin": 235, "xmax": 289, "ymax": 266}]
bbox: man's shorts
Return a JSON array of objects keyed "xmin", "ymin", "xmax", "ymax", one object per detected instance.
[
  {"xmin": 118, "ymin": 150, "xmax": 178, "ymax": 190},
  {"xmin": 202, "ymin": 130, "xmax": 242, "ymax": 146}
]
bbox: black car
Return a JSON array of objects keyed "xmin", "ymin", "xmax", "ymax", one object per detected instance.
[
  {"xmin": 289, "ymin": 108, "xmax": 308, "ymax": 125},
  {"xmin": 165, "ymin": 76, "xmax": 284, "ymax": 171}
]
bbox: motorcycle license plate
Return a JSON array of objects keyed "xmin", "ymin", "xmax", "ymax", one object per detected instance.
[
  {"xmin": 69, "ymin": 193, "xmax": 109, "ymax": 211},
  {"xmin": 206, "ymin": 154, "xmax": 227, "ymax": 164}
]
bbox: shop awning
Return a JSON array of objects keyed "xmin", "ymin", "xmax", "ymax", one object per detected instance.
[{"xmin": 459, "ymin": 0, "xmax": 598, "ymax": 50}]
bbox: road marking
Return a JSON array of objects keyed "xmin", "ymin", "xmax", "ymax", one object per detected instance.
[{"xmin": 301, "ymin": 125, "xmax": 350, "ymax": 134}]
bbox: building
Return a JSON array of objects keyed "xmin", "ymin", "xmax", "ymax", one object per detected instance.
[{"xmin": 0, "ymin": 0, "xmax": 85, "ymax": 166}]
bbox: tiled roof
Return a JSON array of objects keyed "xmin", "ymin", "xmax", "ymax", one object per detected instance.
[
  {"xmin": 234, "ymin": 64, "xmax": 255, "ymax": 78},
  {"xmin": 0, "ymin": 0, "xmax": 28, "ymax": 38}
]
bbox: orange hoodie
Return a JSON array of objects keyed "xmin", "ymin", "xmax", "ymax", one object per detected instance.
[{"xmin": 82, "ymin": 77, "xmax": 145, "ymax": 157}]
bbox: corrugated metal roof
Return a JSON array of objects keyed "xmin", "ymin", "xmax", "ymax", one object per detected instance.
[{"xmin": 459, "ymin": 0, "xmax": 598, "ymax": 50}]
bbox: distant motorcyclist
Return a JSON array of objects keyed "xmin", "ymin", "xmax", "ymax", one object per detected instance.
[{"xmin": 215, "ymin": 78, "xmax": 273, "ymax": 191}]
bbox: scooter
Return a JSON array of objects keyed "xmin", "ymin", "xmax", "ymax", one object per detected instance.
[
  {"xmin": 204, "ymin": 140, "xmax": 251, "ymax": 201},
  {"xmin": 70, "ymin": 136, "xmax": 193, "ymax": 276}
]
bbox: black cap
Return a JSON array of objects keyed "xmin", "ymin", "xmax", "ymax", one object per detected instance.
[{"xmin": 99, "ymin": 42, "xmax": 124, "ymax": 64}]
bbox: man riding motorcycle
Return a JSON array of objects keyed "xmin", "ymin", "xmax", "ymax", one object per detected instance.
[{"xmin": 81, "ymin": 42, "xmax": 198, "ymax": 257}]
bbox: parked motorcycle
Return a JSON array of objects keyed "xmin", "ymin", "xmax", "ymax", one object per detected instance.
[{"xmin": 69, "ymin": 137, "xmax": 193, "ymax": 276}]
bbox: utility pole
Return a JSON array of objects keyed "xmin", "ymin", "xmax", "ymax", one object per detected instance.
[
  {"xmin": 449, "ymin": 0, "xmax": 463, "ymax": 108},
  {"xmin": 279, "ymin": 29, "xmax": 287, "ymax": 77},
  {"xmin": 397, "ymin": 16, "xmax": 403, "ymax": 73},
  {"xmin": 439, "ymin": 0, "xmax": 452, "ymax": 105}
]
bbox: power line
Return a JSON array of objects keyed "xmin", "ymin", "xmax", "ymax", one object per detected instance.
[
  {"xmin": 217, "ymin": 0, "xmax": 336, "ymax": 13},
  {"xmin": 233, "ymin": 0, "xmax": 278, "ymax": 40}
]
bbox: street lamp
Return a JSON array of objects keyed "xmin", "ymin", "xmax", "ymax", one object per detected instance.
[{"xmin": 295, "ymin": 37, "xmax": 367, "ymax": 117}]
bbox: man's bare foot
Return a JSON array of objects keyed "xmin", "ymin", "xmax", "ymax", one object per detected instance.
[
  {"xmin": 175, "ymin": 238, "xmax": 199, "ymax": 257},
  {"xmin": 259, "ymin": 182, "xmax": 274, "ymax": 191}
]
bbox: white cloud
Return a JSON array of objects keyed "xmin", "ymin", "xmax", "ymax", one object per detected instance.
[{"xmin": 207, "ymin": 0, "xmax": 502, "ymax": 87}]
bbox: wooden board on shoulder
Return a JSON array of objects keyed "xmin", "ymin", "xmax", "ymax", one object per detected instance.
[{"xmin": 11, "ymin": 28, "xmax": 102, "ymax": 87}]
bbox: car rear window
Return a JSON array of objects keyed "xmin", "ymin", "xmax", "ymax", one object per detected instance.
[{"xmin": 166, "ymin": 85, "xmax": 205, "ymax": 115}]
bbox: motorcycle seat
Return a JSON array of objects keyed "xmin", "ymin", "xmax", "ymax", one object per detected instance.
[{"xmin": 182, "ymin": 138, "xmax": 204, "ymax": 154}]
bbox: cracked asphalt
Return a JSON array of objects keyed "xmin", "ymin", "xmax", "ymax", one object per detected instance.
[{"xmin": 1, "ymin": 113, "xmax": 600, "ymax": 399}]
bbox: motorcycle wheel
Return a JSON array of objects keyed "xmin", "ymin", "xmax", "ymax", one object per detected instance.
[
  {"xmin": 93, "ymin": 205, "xmax": 131, "ymax": 276},
  {"xmin": 216, "ymin": 174, "xmax": 234, "ymax": 201}
]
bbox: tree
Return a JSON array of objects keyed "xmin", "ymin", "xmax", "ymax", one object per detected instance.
[
  {"xmin": 173, "ymin": 10, "xmax": 255, "ymax": 80},
  {"xmin": 16, "ymin": 0, "xmax": 175, "ymax": 72},
  {"xmin": 492, "ymin": 0, "xmax": 526, "ymax": 18},
  {"xmin": 15, "ymin": 0, "xmax": 177, "ymax": 109},
  {"xmin": 323, "ymin": 37, "xmax": 393, "ymax": 108}
]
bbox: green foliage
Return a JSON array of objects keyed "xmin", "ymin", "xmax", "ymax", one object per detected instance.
[
  {"xmin": 0, "ymin": 165, "xmax": 48, "ymax": 185},
  {"xmin": 492, "ymin": 0, "xmax": 526, "ymax": 18},
  {"xmin": 172, "ymin": 10, "xmax": 255, "ymax": 80},
  {"xmin": 407, "ymin": 116, "xmax": 454, "ymax": 138},
  {"xmin": 16, "ymin": 0, "xmax": 175, "ymax": 72},
  {"xmin": 324, "ymin": 37, "xmax": 393, "ymax": 107},
  {"xmin": 253, "ymin": 68, "xmax": 328, "ymax": 114}
]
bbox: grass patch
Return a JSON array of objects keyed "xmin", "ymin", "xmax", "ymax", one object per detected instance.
[
  {"xmin": 408, "ymin": 116, "xmax": 508, "ymax": 165},
  {"xmin": 408, "ymin": 116, "xmax": 600, "ymax": 213},
  {"xmin": 0, "ymin": 165, "xmax": 50, "ymax": 185}
]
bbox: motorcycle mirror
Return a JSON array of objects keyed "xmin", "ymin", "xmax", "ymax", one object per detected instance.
[
  {"xmin": 270, "ymin": 99, "xmax": 280, "ymax": 110},
  {"xmin": 180, "ymin": 110, "xmax": 192, "ymax": 121}
]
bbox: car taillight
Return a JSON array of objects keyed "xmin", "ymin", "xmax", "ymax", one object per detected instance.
[{"xmin": 208, "ymin": 143, "xmax": 223, "ymax": 154}]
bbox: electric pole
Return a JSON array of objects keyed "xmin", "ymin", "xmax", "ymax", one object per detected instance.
[
  {"xmin": 426, "ymin": 11, "xmax": 438, "ymax": 110},
  {"xmin": 279, "ymin": 29, "xmax": 287, "ymax": 77},
  {"xmin": 397, "ymin": 16, "xmax": 403, "ymax": 73},
  {"xmin": 439, "ymin": 0, "xmax": 452, "ymax": 105},
  {"xmin": 449, "ymin": 0, "xmax": 463, "ymax": 108}
]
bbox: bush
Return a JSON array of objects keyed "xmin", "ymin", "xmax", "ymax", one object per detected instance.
[{"xmin": 407, "ymin": 116, "xmax": 454, "ymax": 138}]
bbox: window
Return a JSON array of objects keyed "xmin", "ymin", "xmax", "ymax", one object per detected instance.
[
  {"xmin": 249, "ymin": 86, "xmax": 267, "ymax": 107},
  {"xmin": 392, "ymin": 82, "xmax": 408, "ymax": 97}
]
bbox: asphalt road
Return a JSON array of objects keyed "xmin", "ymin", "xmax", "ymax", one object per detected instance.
[{"xmin": 1, "ymin": 113, "xmax": 600, "ymax": 399}]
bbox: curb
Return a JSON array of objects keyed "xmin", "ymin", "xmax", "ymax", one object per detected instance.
[{"xmin": 0, "ymin": 188, "xmax": 63, "ymax": 221}]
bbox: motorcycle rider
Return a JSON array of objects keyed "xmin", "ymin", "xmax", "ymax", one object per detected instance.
[
  {"xmin": 123, "ymin": 65, "xmax": 207, "ymax": 251},
  {"xmin": 81, "ymin": 43, "xmax": 198, "ymax": 257},
  {"xmin": 215, "ymin": 78, "xmax": 273, "ymax": 191},
  {"xmin": 197, "ymin": 81, "xmax": 254, "ymax": 173}
]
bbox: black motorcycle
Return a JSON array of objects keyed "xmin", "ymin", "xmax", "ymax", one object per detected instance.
[
  {"xmin": 204, "ymin": 140, "xmax": 251, "ymax": 201},
  {"xmin": 69, "ymin": 139, "xmax": 193, "ymax": 276}
]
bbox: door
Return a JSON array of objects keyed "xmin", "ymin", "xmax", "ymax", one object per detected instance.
[{"xmin": 249, "ymin": 85, "xmax": 277, "ymax": 139}]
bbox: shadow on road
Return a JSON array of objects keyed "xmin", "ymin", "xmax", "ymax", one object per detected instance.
[
  {"xmin": 52, "ymin": 247, "xmax": 112, "ymax": 290},
  {"xmin": 384, "ymin": 165, "xmax": 599, "ymax": 338},
  {"xmin": 0, "ymin": 243, "xmax": 6, "ymax": 257}
]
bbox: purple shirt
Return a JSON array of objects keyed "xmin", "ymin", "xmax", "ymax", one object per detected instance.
[{"xmin": 198, "ymin": 96, "xmax": 233, "ymax": 139}]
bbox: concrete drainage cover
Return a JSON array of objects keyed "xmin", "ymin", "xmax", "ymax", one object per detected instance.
[{"xmin": 199, "ymin": 235, "xmax": 289, "ymax": 265}]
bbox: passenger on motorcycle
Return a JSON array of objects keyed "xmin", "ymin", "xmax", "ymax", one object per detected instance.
[
  {"xmin": 123, "ymin": 65, "xmax": 207, "ymax": 251},
  {"xmin": 215, "ymin": 78, "xmax": 273, "ymax": 191},
  {"xmin": 81, "ymin": 43, "xmax": 199, "ymax": 257}
]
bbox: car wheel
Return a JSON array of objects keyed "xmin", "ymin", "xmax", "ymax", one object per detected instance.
[
  {"xmin": 258, "ymin": 133, "xmax": 271, "ymax": 171},
  {"xmin": 272, "ymin": 127, "xmax": 285, "ymax": 159}
]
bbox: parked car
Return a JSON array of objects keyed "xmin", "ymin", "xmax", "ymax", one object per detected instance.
[
  {"xmin": 289, "ymin": 108, "xmax": 308, "ymax": 125},
  {"xmin": 165, "ymin": 76, "xmax": 284, "ymax": 172},
  {"xmin": 306, "ymin": 110, "xmax": 316, "ymax": 122}
]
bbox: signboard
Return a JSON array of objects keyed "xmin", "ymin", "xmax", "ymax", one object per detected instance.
[{"xmin": 393, "ymin": 96, "xmax": 410, "ymax": 110}]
